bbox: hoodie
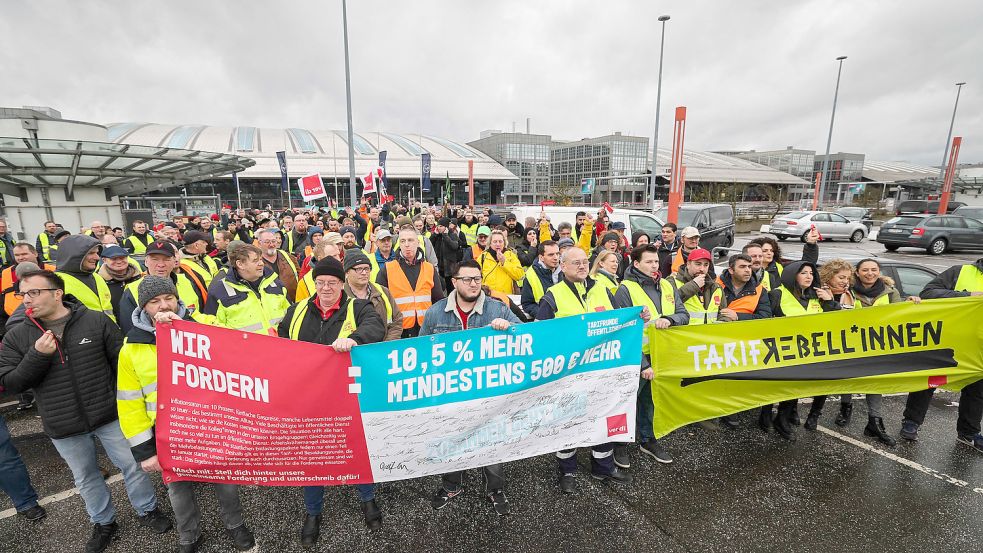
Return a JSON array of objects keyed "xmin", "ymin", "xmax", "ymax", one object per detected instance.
[
  {"xmin": 920, "ymin": 258, "xmax": 983, "ymax": 299},
  {"xmin": 769, "ymin": 260, "xmax": 839, "ymax": 316},
  {"xmin": 55, "ymin": 234, "xmax": 102, "ymax": 296}
]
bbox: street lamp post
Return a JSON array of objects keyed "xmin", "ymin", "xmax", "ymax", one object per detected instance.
[
  {"xmin": 818, "ymin": 55, "xmax": 848, "ymax": 209},
  {"xmin": 341, "ymin": 0, "xmax": 358, "ymax": 208},
  {"xmin": 649, "ymin": 14, "xmax": 670, "ymax": 212},
  {"xmin": 936, "ymin": 82, "xmax": 967, "ymax": 186}
]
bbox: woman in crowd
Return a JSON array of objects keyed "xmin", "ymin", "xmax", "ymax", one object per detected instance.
[
  {"xmin": 590, "ymin": 250, "xmax": 621, "ymax": 295},
  {"xmin": 516, "ymin": 227, "xmax": 540, "ymax": 268},
  {"xmin": 761, "ymin": 260, "xmax": 841, "ymax": 441},
  {"xmin": 475, "ymin": 229, "xmax": 524, "ymax": 296},
  {"xmin": 631, "ymin": 231, "xmax": 649, "ymax": 249}
]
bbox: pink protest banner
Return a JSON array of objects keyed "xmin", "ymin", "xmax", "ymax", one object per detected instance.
[{"xmin": 156, "ymin": 319, "xmax": 371, "ymax": 486}]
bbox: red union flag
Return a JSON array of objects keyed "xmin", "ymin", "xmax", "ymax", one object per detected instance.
[{"xmin": 298, "ymin": 174, "xmax": 327, "ymax": 202}]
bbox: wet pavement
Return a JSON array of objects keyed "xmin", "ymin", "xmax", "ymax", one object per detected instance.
[{"xmin": 2, "ymin": 389, "xmax": 980, "ymax": 553}]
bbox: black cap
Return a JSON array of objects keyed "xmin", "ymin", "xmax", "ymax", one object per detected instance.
[
  {"xmin": 312, "ymin": 257, "xmax": 345, "ymax": 282},
  {"xmin": 145, "ymin": 240, "xmax": 178, "ymax": 257},
  {"xmin": 183, "ymin": 230, "xmax": 212, "ymax": 246}
]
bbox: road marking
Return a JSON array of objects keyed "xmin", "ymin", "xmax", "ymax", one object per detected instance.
[
  {"xmin": 817, "ymin": 425, "xmax": 983, "ymax": 496},
  {"xmin": 0, "ymin": 474, "xmax": 124, "ymax": 520}
]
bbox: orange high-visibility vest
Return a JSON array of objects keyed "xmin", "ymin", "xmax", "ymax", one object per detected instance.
[
  {"xmin": 2, "ymin": 263, "xmax": 55, "ymax": 315},
  {"xmin": 386, "ymin": 260, "xmax": 434, "ymax": 329},
  {"xmin": 671, "ymin": 249, "xmax": 687, "ymax": 274},
  {"xmin": 717, "ymin": 277, "xmax": 765, "ymax": 314}
]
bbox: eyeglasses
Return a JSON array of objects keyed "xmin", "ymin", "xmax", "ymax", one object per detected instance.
[
  {"xmin": 349, "ymin": 267, "xmax": 371, "ymax": 274},
  {"xmin": 15, "ymin": 288, "xmax": 57, "ymax": 299},
  {"xmin": 453, "ymin": 276, "xmax": 482, "ymax": 285},
  {"xmin": 566, "ymin": 260, "xmax": 590, "ymax": 267},
  {"xmin": 314, "ymin": 279, "xmax": 342, "ymax": 289}
]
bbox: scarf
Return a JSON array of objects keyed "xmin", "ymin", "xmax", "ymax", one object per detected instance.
[{"xmin": 853, "ymin": 278, "xmax": 886, "ymax": 299}]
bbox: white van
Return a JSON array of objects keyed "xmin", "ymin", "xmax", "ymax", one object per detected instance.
[{"xmin": 506, "ymin": 205, "xmax": 665, "ymax": 240}]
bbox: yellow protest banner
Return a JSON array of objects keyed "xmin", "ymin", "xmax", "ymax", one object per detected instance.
[{"xmin": 649, "ymin": 297, "xmax": 983, "ymax": 438}]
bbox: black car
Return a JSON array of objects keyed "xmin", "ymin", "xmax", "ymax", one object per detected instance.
[
  {"xmin": 895, "ymin": 199, "xmax": 966, "ymax": 216},
  {"xmin": 655, "ymin": 203, "xmax": 735, "ymax": 254},
  {"xmin": 877, "ymin": 214, "xmax": 983, "ymax": 255}
]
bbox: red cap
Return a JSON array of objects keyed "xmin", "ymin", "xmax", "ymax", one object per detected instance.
[
  {"xmin": 687, "ymin": 248, "xmax": 712, "ymax": 262},
  {"xmin": 210, "ymin": 214, "xmax": 220, "ymax": 221}
]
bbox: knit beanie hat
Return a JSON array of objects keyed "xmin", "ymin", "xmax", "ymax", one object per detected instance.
[
  {"xmin": 312, "ymin": 257, "xmax": 345, "ymax": 282},
  {"xmin": 138, "ymin": 275, "xmax": 178, "ymax": 309},
  {"xmin": 343, "ymin": 250, "xmax": 371, "ymax": 273}
]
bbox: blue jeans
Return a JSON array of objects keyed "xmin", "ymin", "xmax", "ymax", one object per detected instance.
[
  {"xmin": 303, "ymin": 484, "xmax": 375, "ymax": 515},
  {"xmin": 49, "ymin": 421, "xmax": 157, "ymax": 525},
  {"xmin": 0, "ymin": 415, "xmax": 39, "ymax": 512},
  {"xmin": 637, "ymin": 375, "xmax": 655, "ymax": 442}
]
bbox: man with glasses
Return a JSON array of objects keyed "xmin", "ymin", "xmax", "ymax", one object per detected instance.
[
  {"xmin": 277, "ymin": 257, "xmax": 386, "ymax": 544},
  {"xmin": 202, "ymin": 244, "xmax": 290, "ymax": 335},
  {"xmin": 420, "ymin": 259, "xmax": 520, "ymax": 515},
  {"xmin": 256, "ymin": 228, "xmax": 299, "ymax": 301},
  {"xmin": 0, "ymin": 270, "xmax": 171, "ymax": 552},
  {"xmin": 535, "ymin": 247, "xmax": 631, "ymax": 493}
]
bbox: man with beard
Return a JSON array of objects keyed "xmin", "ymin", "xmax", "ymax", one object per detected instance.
[{"xmin": 255, "ymin": 228, "xmax": 299, "ymax": 301}]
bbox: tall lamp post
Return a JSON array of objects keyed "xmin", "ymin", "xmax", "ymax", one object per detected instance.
[
  {"xmin": 649, "ymin": 14, "xmax": 670, "ymax": 212},
  {"xmin": 342, "ymin": 0, "xmax": 358, "ymax": 207},
  {"xmin": 936, "ymin": 82, "xmax": 967, "ymax": 187},
  {"xmin": 818, "ymin": 55, "xmax": 848, "ymax": 208}
]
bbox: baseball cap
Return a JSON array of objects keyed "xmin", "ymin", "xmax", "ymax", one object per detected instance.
[
  {"xmin": 376, "ymin": 229, "xmax": 393, "ymax": 241},
  {"xmin": 687, "ymin": 248, "xmax": 712, "ymax": 262},
  {"xmin": 477, "ymin": 226, "xmax": 491, "ymax": 236},
  {"xmin": 145, "ymin": 240, "xmax": 178, "ymax": 257},
  {"xmin": 100, "ymin": 245, "xmax": 129, "ymax": 259},
  {"xmin": 183, "ymin": 230, "xmax": 212, "ymax": 245},
  {"xmin": 610, "ymin": 221, "xmax": 626, "ymax": 231},
  {"xmin": 680, "ymin": 226, "xmax": 701, "ymax": 238},
  {"xmin": 557, "ymin": 237, "xmax": 576, "ymax": 249}
]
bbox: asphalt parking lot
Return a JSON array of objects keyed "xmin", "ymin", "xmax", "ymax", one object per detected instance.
[{"xmin": 1, "ymin": 234, "xmax": 980, "ymax": 553}]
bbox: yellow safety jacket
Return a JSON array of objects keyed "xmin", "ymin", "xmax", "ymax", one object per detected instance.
[
  {"xmin": 284, "ymin": 298, "xmax": 357, "ymax": 340},
  {"xmin": 667, "ymin": 277, "xmax": 722, "ymax": 325},
  {"xmin": 778, "ymin": 288, "xmax": 822, "ymax": 317},
  {"xmin": 124, "ymin": 273, "xmax": 203, "ymax": 313},
  {"xmin": 116, "ymin": 340, "xmax": 158, "ymax": 451},
  {"xmin": 58, "ymin": 272, "xmax": 116, "ymax": 322},
  {"xmin": 38, "ymin": 233, "xmax": 57, "ymax": 262},
  {"xmin": 955, "ymin": 265, "xmax": 983, "ymax": 292},
  {"xmin": 592, "ymin": 272, "xmax": 619, "ymax": 295},
  {"xmin": 619, "ymin": 279, "xmax": 677, "ymax": 349},
  {"xmin": 546, "ymin": 279, "xmax": 613, "ymax": 319},
  {"xmin": 125, "ymin": 234, "xmax": 152, "ymax": 254},
  {"xmin": 207, "ymin": 269, "xmax": 290, "ymax": 335},
  {"xmin": 180, "ymin": 254, "xmax": 219, "ymax": 288},
  {"xmin": 460, "ymin": 223, "xmax": 479, "ymax": 246}
]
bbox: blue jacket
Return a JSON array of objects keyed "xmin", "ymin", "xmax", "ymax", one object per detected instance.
[{"xmin": 420, "ymin": 291, "xmax": 521, "ymax": 336}]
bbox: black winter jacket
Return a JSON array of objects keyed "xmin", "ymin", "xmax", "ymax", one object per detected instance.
[
  {"xmin": 276, "ymin": 292, "xmax": 385, "ymax": 346},
  {"xmin": 0, "ymin": 299, "xmax": 124, "ymax": 439}
]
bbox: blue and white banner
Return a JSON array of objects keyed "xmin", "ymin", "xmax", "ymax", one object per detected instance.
[
  {"xmin": 349, "ymin": 307, "xmax": 643, "ymax": 481},
  {"xmin": 276, "ymin": 151, "xmax": 289, "ymax": 192},
  {"xmin": 378, "ymin": 150, "xmax": 389, "ymax": 196},
  {"xmin": 421, "ymin": 152, "xmax": 432, "ymax": 193}
]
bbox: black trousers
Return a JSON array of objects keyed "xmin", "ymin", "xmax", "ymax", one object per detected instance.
[{"xmin": 903, "ymin": 379, "xmax": 983, "ymax": 437}]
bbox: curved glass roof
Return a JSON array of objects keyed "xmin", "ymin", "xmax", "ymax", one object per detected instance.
[
  {"xmin": 0, "ymin": 137, "xmax": 254, "ymax": 196},
  {"xmin": 379, "ymin": 132, "xmax": 428, "ymax": 156}
]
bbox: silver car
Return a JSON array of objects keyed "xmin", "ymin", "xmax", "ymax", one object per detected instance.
[{"xmin": 769, "ymin": 210, "xmax": 868, "ymax": 243}]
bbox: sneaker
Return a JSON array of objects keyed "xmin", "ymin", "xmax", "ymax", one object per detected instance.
[
  {"xmin": 431, "ymin": 486, "xmax": 464, "ymax": 510},
  {"xmin": 487, "ymin": 489, "xmax": 510, "ymax": 515},
  {"xmin": 558, "ymin": 473, "xmax": 577, "ymax": 494},
  {"xmin": 361, "ymin": 499, "xmax": 383, "ymax": 531},
  {"xmin": 900, "ymin": 419, "xmax": 920, "ymax": 441},
  {"xmin": 85, "ymin": 521, "xmax": 118, "ymax": 553},
  {"xmin": 591, "ymin": 466, "xmax": 633, "ymax": 485},
  {"xmin": 956, "ymin": 433, "xmax": 983, "ymax": 453},
  {"xmin": 18, "ymin": 505, "xmax": 46, "ymax": 522},
  {"xmin": 178, "ymin": 535, "xmax": 204, "ymax": 553},
  {"xmin": 613, "ymin": 443, "xmax": 630, "ymax": 468},
  {"xmin": 137, "ymin": 506, "xmax": 173, "ymax": 534},
  {"xmin": 226, "ymin": 524, "xmax": 256, "ymax": 551},
  {"xmin": 639, "ymin": 439, "xmax": 673, "ymax": 464},
  {"xmin": 16, "ymin": 396, "xmax": 34, "ymax": 410}
]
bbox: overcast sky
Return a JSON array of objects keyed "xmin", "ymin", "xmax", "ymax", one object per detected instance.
[{"xmin": 4, "ymin": 0, "xmax": 981, "ymax": 165}]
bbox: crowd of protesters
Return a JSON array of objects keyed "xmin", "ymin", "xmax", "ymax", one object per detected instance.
[{"xmin": 0, "ymin": 198, "xmax": 980, "ymax": 552}]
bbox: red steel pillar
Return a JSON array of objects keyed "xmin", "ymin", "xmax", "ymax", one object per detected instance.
[
  {"xmin": 667, "ymin": 106, "xmax": 687, "ymax": 224},
  {"xmin": 938, "ymin": 136, "xmax": 961, "ymax": 214}
]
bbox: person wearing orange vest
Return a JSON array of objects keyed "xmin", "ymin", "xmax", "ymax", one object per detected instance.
[
  {"xmin": 716, "ymin": 253, "xmax": 772, "ymax": 322},
  {"xmin": 1, "ymin": 243, "xmax": 55, "ymax": 321},
  {"xmin": 669, "ymin": 226, "xmax": 707, "ymax": 276},
  {"xmin": 375, "ymin": 227, "xmax": 444, "ymax": 338},
  {"xmin": 464, "ymin": 226, "xmax": 491, "ymax": 261}
]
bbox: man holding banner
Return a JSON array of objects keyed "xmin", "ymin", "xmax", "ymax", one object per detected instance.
[
  {"xmin": 276, "ymin": 257, "xmax": 386, "ymax": 543},
  {"xmin": 536, "ymin": 246, "xmax": 632, "ymax": 492},
  {"xmin": 612, "ymin": 244, "xmax": 687, "ymax": 466},
  {"xmin": 420, "ymin": 259, "xmax": 520, "ymax": 515},
  {"xmin": 904, "ymin": 258, "xmax": 983, "ymax": 452}
]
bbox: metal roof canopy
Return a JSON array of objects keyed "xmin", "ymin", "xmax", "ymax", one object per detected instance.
[{"xmin": 0, "ymin": 137, "xmax": 255, "ymax": 197}]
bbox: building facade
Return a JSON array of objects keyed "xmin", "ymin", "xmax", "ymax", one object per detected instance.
[
  {"xmin": 815, "ymin": 152, "xmax": 865, "ymax": 201},
  {"xmin": 550, "ymin": 133, "xmax": 649, "ymax": 204},
  {"xmin": 467, "ymin": 131, "xmax": 552, "ymax": 204}
]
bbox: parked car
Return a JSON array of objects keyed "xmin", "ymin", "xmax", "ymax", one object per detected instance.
[
  {"xmin": 819, "ymin": 256, "xmax": 939, "ymax": 298},
  {"xmin": 952, "ymin": 205, "xmax": 983, "ymax": 221},
  {"xmin": 769, "ymin": 211, "xmax": 868, "ymax": 243},
  {"xmin": 877, "ymin": 214, "xmax": 983, "ymax": 255},
  {"xmin": 895, "ymin": 199, "xmax": 966, "ymax": 215},
  {"xmin": 835, "ymin": 206, "xmax": 874, "ymax": 230},
  {"xmin": 654, "ymin": 203, "xmax": 735, "ymax": 253},
  {"xmin": 509, "ymin": 205, "xmax": 665, "ymax": 242}
]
